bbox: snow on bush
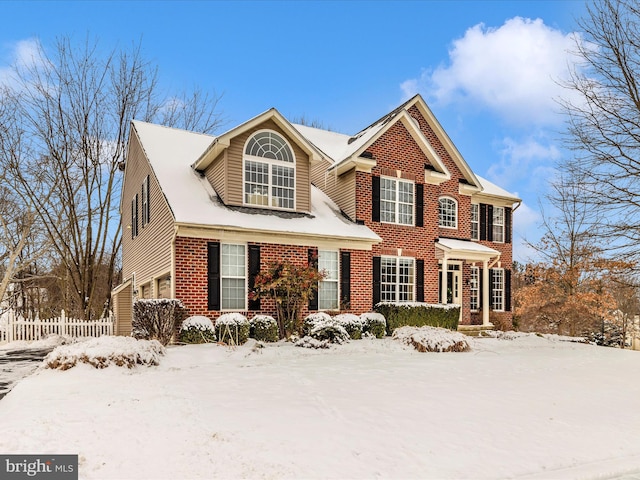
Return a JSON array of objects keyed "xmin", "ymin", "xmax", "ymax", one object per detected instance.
[
  {"xmin": 132, "ymin": 298, "xmax": 187, "ymax": 345},
  {"xmin": 44, "ymin": 336, "xmax": 165, "ymax": 370},
  {"xmin": 360, "ymin": 312, "xmax": 387, "ymax": 339},
  {"xmin": 485, "ymin": 330, "xmax": 588, "ymax": 344},
  {"xmin": 302, "ymin": 312, "xmax": 333, "ymax": 336},
  {"xmin": 179, "ymin": 316, "xmax": 216, "ymax": 344},
  {"xmin": 249, "ymin": 315, "xmax": 279, "ymax": 342},
  {"xmin": 334, "ymin": 313, "xmax": 363, "ymax": 339},
  {"xmin": 392, "ymin": 326, "xmax": 471, "ymax": 353},
  {"xmin": 215, "ymin": 313, "xmax": 250, "ymax": 345},
  {"xmin": 294, "ymin": 336, "xmax": 331, "ymax": 349}
]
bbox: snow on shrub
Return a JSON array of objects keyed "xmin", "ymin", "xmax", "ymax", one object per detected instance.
[
  {"xmin": 392, "ymin": 326, "xmax": 471, "ymax": 353},
  {"xmin": 132, "ymin": 298, "xmax": 187, "ymax": 345},
  {"xmin": 249, "ymin": 315, "xmax": 279, "ymax": 342},
  {"xmin": 215, "ymin": 313, "xmax": 250, "ymax": 345},
  {"xmin": 360, "ymin": 312, "xmax": 387, "ymax": 339},
  {"xmin": 179, "ymin": 316, "xmax": 216, "ymax": 344},
  {"xmin": 302, "ymin": 312, "xmax": 333, "ymax": 336},
  {"xmin": 44, "ymin": 336, "xmax": 165, "ymax": 370},
  {"xmin": 334, "ymin": 313, "xmax": 363, "ymax": 340},
  {"xmin": 294, "ymin": 336, "xmax": 331, "ymax": 349}
]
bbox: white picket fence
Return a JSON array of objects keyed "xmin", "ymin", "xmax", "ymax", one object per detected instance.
[{"xmin": 0, "ymin": 309, "xmax": 114, "ymax": 344}]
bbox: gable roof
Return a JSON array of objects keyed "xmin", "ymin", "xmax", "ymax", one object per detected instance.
[
  {"xmin": 192, "ymin": 108, "xmax": 325, "ymax": 171},
  {"xmin": 131, "ymin": 120, "xmax": 381, "ymax": 245}
]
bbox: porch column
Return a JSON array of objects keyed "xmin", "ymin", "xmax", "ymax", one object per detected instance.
[
  {"xmin": 482, "ymin": 259, "xmax": 490, "ymax": 326},
  {"xmin": 441, "ymin": 256, "xmax": 448, "ymax": 304}
]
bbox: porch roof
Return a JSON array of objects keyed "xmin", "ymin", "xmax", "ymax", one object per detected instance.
[{"xmin": 435, "ymin": 238, "xmax": 501, "ymax": 263}]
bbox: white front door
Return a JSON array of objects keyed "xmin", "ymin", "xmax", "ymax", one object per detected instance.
[{"xmin": 440, "ymin": 264, "xmax": 462, "ymax": 305}]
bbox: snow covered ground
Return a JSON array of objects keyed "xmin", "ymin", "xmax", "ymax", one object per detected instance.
[{"xmin": 1, "ymin": 333, "xmax": 640, "ymax": 479}]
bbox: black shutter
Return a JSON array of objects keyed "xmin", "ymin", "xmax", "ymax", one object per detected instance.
[
  {"xmin": 480, "ymin": 204, "xmax": 487, "ymax": 241},
  {"xmin": 438, "ymin": 270, "xmax": 442, "ymax": 303},
  {"xmin": 373, "ymin": 256, "xmax": 381, "ymax": 307},
  {"xmin": 372, "ymin": 176, "xmax": 380, "ymax": 222},
  {"xmin": 135, "ymin": 194, "xmax": 139, "ymax": 236},
  {"xmin": 141, "ymin": 183, "xmax": 145, "ymax": 227},
  {"xmin": 487, "ymin": 205, "xmax": 494, "ymax": 242},
  {"xmin": 207, "ymin": 242, "xmax": 220, "ymax": 311},
  {"xmin": 248, "ymin": 245, "xmax": 261, "ymax": 310},
  {"xmin": 131, "ymin": 199, "xmax": 135, "ymax": 239},
  {"xmin": 146, "ymin": 175, "xmax": 151, "ymax": 224},
  {"xmin": 505, "ymin": 207, "xmax": 512, "ymax": 244},
  {"xmin": 308, "ymin": 249, "xmax": 318, "ymax": 311},
  {"xmin": 415, "ymin": 183, "xmax": 424, "ymax": 227},
  {"xmin": 340, "ymin": 251, "xmax": 351, "ymax": 309},
  {"xmin": 489, "ymin": 268, "xmax": 495, "ymax": 310},
  {"xmin": 416, "ymin": 259, "xmax": 424, "ymax": 302},
  {"xmin": 505, "ymin": 269, "xmax": 512, "ymax": 312}
]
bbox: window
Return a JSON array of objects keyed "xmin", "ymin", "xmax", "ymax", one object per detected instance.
[
  {"xmin": 381, "ymin": 257, "xmax": 415, "ymax": 302},
  {"xmin": 471, "ymin": 204, "xmax": 479, "ymax": 240},
  {"xmin": 221, "ymin": 244, "xmax": 246, "ymax": 310},
  {"xmin": 492, "ymin": 268, "xmax": 504, "ymax": 311},
  {"xmin": 157, "ymin": 275, "xmax": 171, "ymax": 299},
  {"xmin": 438, "ymin": 197, "xmax": 457, "ymax": 229},
  {"xmin": 318, "ymin": 250, "xmax": 339, "ymax": 310},
  {"xmin": 470, "ymin": 267, "xmax": 479, "ymax": 311},
  {"xmin": 140, "ymin": 283, "xmax": 151, "ymax": 299},
  {"xmin": 493, "ymin": 206, "xmax": 505, "ymax": 243},
  {"xmin": 244, "ymin": 130, "xmax": 295, "ymax": 209},
  {"xmin": 131, "ymin": 194, "xmax": 139, "ymax": 238},
  {"xmin": 141, "ymin": 175, "xmax": 150, "ymax": 227},
  {"xmin": 380, "ymin": 177, "xmax": 414, "ymax": 225}
]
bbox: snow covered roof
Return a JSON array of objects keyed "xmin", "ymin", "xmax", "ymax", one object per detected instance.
[
  {"xmin": 475, "ymin": 175, "xmax": 521, "ymax": 203},
  {"xmin": 132, "ymin": 120, "xmax": 381, "ymax": 244},
  {"xmin": 435, "ymin": 237, "xmax": 500, "ymax": 261}
]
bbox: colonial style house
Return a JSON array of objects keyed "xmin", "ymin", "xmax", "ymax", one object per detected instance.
[{"xmin": 111, "ymin": 95, "xmax": 520, "ymax": 335}]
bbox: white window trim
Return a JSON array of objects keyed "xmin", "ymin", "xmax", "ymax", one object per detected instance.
[
  {"xmin": 220, "ymin": 243, "xmax": 247, "ymax": 311},
  {"xmin": 492, "ymin": 268, "xmax": 505, "ymax": 312},
  {"xmin": 243, "ymin": 129, "xmax": 296, "ymax": 211},
  {"xmin": 380, "ymin": 176, "xmax": 415, "ymax": 226},
  {"xmin": 493, "ymin": 206, "xmax": 505, "ymax": 243},
  {"xmin": 471, "ymin": 203, "xmax": 479, "ymax": 241},
  {"xmin": 318, "ymin": 250, "xmax": 339, "ymax": 311},
  {"xmin": 438, "ymin": 196, "xmax": 458, "ymax": 230},
  {"xmin": 381, "ymin": 255, "xmax": 415, "ymax": 303},
  {"xmin": 469, "ymin": 266, "xmax": 479, "ymax": 312}
]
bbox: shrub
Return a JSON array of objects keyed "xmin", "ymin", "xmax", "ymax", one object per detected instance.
[
  {"xmin": 45, "ymin": 336, "xmax": 165, "ymax": 370},
  {"xmin": 179, "ymin": 316, "xmax": 216, "ymax": 344},
  {"xmin": 302, "ymin": 312, "xmax": 333, "ymax": 336},
  {"xmin": 334, "ymin": 313, "xmax": 363, "ymax": 340},
  {"xmin": 250, "ymin": 315, "xmax": 279, "ymax": 342},
  {"xmin": 375, "ymin": 302, "xmax": 460, "ymax": 334},
  {"xmin": 215, "ymin": 313, "xmax": 250, "ymax": 345},
  {"xmin": 132, "ymin": 299, "xmax": 187, "ymax": 345},
  {"xmin": 294, "ymin": 336, "xmax": 331, "ymax": 349},
  {"xmin": 360, "ymin": 312, "xmax": 387, "ymax": 338},
  {"xmin": 392, "ymin": 326, "xmax": 471, "ymax": 353},
  {"xmin": 308, "ymin": 322, "xmax": 350, "ymax": 344}
]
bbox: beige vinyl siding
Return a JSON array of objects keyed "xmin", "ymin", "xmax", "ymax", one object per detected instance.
[
  {"xmin": 121, "ymin": 130, "xmax": 176, "ymax": 293},
  {"xmin": 112, "ymin": 281, "xmax": 132, "ymax": 336},
  {"xmin": 226, "ymin": 119, "xmax": 311, "ymax": 212},
  {"xmin": 311, "ymin": 159, "xmax": 356, "ymax": 220},
  {"xmin": 204, "ymin": 151, "xmax": 226, "ymax": 201}
]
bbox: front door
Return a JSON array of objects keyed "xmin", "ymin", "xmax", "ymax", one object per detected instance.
[{"xmin": 439, "ymin": 264, "xmax": 462, "ymax": 305}]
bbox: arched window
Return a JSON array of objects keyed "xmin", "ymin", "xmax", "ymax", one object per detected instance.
[
  {"xmin": 438, "ymin": 197, "xmax": 457, "ymax": 229},
  {"xmin": 243, "ymin": 130, "xmax": 295, "ymax": 209}
]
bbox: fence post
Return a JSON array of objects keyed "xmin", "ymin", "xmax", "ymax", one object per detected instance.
[
  {"xmin": 8, "ymin": 309, "xmax": 14, "ymax": 343},
  {"xmin": 60, "ymin": 309, "xmax": 67, "ymax": 337}
]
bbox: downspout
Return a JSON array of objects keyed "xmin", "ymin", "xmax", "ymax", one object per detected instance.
[{"xmin": 171, "ymin": 225, "xmax": 178, "ymax": 298}]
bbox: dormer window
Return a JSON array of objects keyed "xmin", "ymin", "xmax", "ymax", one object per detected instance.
[{"xmin": 244, "ymin": 130, "xmax": 295, "ymax": 209}]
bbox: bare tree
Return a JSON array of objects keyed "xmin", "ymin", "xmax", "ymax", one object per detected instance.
[
  {"xmin": 560, "ymin": 0, "xmax": 640, "ymax": 263},
  {"xmin": 1, "ymin": 36, "xmax": 223, "ymax": 319}
]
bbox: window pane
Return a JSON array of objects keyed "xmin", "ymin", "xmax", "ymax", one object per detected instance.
[
  {"xmin": 470, "ymin": 267, "xmax": 479, "ymax": 311},
  {"xmin": 492, "ymin": 269, "xmax": 504, "ymax": 311},
  {"xmin": 493, "ymin": 207, "xmax": 505, "ymax": 242},
  {"xmin": 221, "ymin": 278, "xmax": 245, "ymax": 309},
  {"xmin": 439, "ymin": 198, "xmax": 457, "ymax": 228},
  {"xmin": 471, "ymin": 204, "xmax": 479, "ymax": 240}
]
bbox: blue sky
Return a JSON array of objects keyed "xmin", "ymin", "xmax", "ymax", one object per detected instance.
[{"xmin": 0, "ymin": 1, "xmax": 588, "ymax": 262}]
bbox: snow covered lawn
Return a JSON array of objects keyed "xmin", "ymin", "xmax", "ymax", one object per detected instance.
[{"xmin": 1, "ymin": 334, "xmax": 640, "ymax": 479}]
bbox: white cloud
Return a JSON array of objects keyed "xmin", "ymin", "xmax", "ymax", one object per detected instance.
[
  {"xmin": 486, "ymin": 135, "xmax": 561, "ymax": 189},
  {"xmin": 0, "ymin": 38, "xmax": 43, "ymax": 88},
  {"xmin": 512, "ymin": 202, "xmax": 544, "ymax": 263},
  {"xmin": 403, "ymin": 17, "xmax": 582, "ymax": 126}
]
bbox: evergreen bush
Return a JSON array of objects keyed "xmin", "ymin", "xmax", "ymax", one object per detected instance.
[
  {"xmin": 249, "ymin": 315, "xmax": 279, "ymax": 342},
  {"xmin": 375, "ymin": 303, "xmax": 460, "ymax": 334},
  {"xmin": 302, "ymin": 312, "xmax": 333, "ymax": 336},
  {"xmin": 334, "ymin": 313, "xmax": 363, "ymax": 340},
  {"xmin": 360, "ymin": 312, "xmax": 387, "ymax": 338},
  {"xmin": 179, "ymin": 316, "xmax": 216, "ymax": 344},
  {"xmin": 215, "ymin": 313, "xmax": 250, "ymax": 345}
]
